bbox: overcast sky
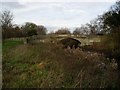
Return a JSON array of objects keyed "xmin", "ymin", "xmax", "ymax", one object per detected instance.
[{"xmin": 0, "ymin": 0, "xmax": 117, "ymax": 32}]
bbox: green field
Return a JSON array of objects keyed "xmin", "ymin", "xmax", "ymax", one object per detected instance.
[
  {"xmin": 2, "ymin": 39, "xmax": 23, "ymax": 52},
  {"xmin": 2, "ymin": 38, "xmax": 118, "ymax": 88}
]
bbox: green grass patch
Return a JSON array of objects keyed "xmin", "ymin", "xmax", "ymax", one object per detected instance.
[{"xmin": 2, "ymin": 39, "xmax": 24, "ymax": 51}]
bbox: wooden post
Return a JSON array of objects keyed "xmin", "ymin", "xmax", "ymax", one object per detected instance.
[{"xmin": 24, "ymin": 38, "xmax": 28, "ymax": 44}]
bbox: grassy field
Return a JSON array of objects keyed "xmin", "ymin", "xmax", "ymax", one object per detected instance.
[
  {"xmin": 2, "ymin": 38, "xmax": 119, "ymax": 88},
  {"xmin": 2, "ymin": 39, "xmax": 23, "ymax": 52}
]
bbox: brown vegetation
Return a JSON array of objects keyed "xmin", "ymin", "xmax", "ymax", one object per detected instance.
[{"xmin": 2, "ymin": 40, "xmax": 118, "ymax": 88}]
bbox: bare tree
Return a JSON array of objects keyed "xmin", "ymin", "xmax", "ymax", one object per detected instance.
[
  {"xmin": 55, "ymin": 27, "xmax": 71, "ymax": 34},
  {"xmin": 73, "ymin": 27, "xmax": 82, "ymax": 35},
  {"xmin": 0, "ymin": 10, "xmax": 13, "ymax": 30},
  {"xmin": 80, "ymin": 24, "xmax": 90, "ymax": 35},
  {"xmin": 37, "ymin": 25, "xmax": 47, "ymax": 35},
  {"xmin": 86, "ymin": 20, "xmax": 97, "ymax": 35},
  {"xmin": 0, "ymin": 10, "xmax": 14, "ymax": 39}
]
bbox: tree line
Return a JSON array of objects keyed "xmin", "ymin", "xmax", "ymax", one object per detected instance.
[
  {"xmin": 0, "ymin": 8, "xmax": 112, "ymax": 39},
  {"xmin": 0, "ymin": 9, "xmax": 103, "ymax": 39},
  {"xmin": 0, "ymin": 10, "xmax": 47, "ymax": 39},
  {"xmin": 0, "ymin": 5, "xmax": 115, "ymax": 40},
  {"xmin": 0, "ymin": 1, "xmax": 120, "ymax": 40}
]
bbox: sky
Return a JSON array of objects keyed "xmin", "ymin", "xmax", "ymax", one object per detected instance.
[{"xmin": 0, "ymin": 0, "xmax": 118, "ymax": 32}]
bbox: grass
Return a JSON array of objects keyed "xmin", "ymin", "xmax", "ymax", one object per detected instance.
[
  {"xmin": 2, "ymin": 38, "xmax": 119, "ymax": 88},
  {"xmin": 0, "ymin": 42, "xmax": 2, "ymax": 53},
  {"xmin": 2, "ymin": 39, "xmax": 23, "ymax": 52}
]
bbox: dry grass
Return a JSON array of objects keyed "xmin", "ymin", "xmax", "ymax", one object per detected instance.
[{"xmin": 2, "ymin": 39, "xmax": 118, "ymax": 88}]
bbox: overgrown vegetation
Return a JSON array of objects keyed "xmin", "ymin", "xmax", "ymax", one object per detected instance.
[
  {"xmin": 2, "ymin": 39, "xmax": 118, "ymax": 88},
  {"xmin": 1, "ymin": 1, "xmax": 120, "ymax": 88}
]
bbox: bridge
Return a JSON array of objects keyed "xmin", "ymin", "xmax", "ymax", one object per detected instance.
[
  {"xmin": 8, "ymin": 34, "xmax": 102, "ymax": 46},
  {"xmin": 36, "ymin": 34, "xmax": 102, "ymax": 46}
]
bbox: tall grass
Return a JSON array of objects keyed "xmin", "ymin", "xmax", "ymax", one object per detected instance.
[{"xmin": 2, "ymin": 40, "xmax": 118, "ymax": 88}]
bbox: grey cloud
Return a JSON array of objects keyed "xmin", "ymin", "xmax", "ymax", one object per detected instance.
[{"xmin": 1, "ymin": 2, "xmax": 26, "ymax": 9}]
